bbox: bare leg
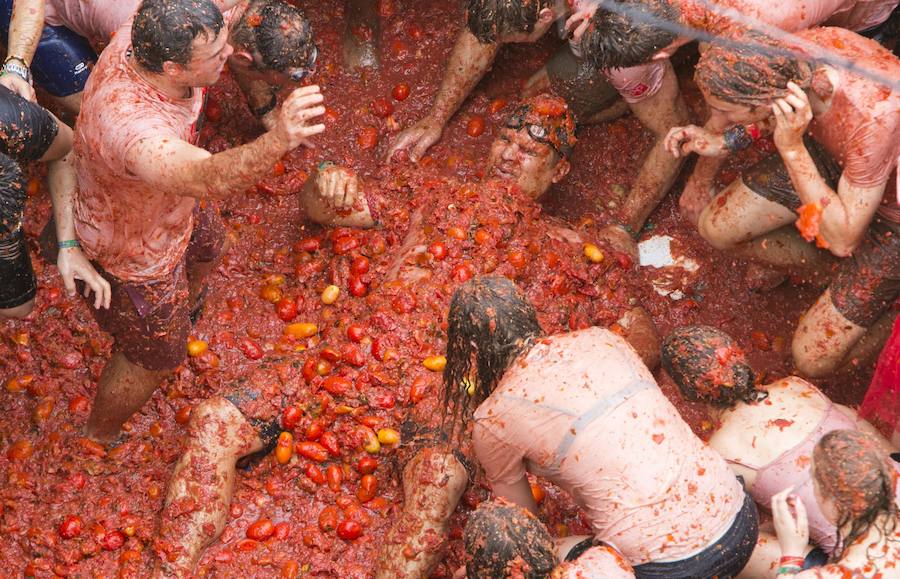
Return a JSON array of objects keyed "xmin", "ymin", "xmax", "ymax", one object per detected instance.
[
  {"xmin": 0, "ymin": 297, "xmax": 35, "ymax": 319},
  {"xmin": 187, "ymin": 236, "xmax": 231, "ymax": 310},
  {"xmin": 792, "ymin": 290, "xmax": 866, "ymax": 378},
  {"xmin": 617, "ymin": 307, "xmax": 660, "ymax": 370},
  {"xmin": 154, "ymin": 397, "xmax": 263, "ymax": 577},
  {"xmin": 84, "ymin": 351, "xmax": 166, "ymax": 443},
  {"xmin": 375, "ymin": 446, "xmax": 468, "ymax": 578},
  {"xmin": 738, "ymin": 531, "xmax": 814, "ymax": 579},
  {"xmin": 343, "ymin": 0, "xmax": 380, "ymax": 70}
]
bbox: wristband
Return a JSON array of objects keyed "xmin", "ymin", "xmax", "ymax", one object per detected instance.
[
  {"xmin": 317, "ymin": 161, "xmax": 334, "ymax": 171},
  {"xmin": 58, "ymin": 239, "xmax": 81, "ymax": 249},
  {"xmin": 1, "ymin": 56, "xmax": 32, "ymax": 85},
  {"xmin": 776, "ymin": 565, "xmax": 802, "ymax": 575},
  {"xmin": 779, "ymin": 556, "xmax": 805, "ymax": 567},
  {"xmin": 249, "ymin": 92, "xmax": 277, "ymax": 118}
]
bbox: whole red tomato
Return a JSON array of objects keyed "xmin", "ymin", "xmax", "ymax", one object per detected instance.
[
  {"xmin": 239, "ymin": 338, "xmax": 264, "ymax": 360},
  {"xmin": 348, "ymin": 276, "xmax": 368, "ymax": 297},
  {"xmin": 391, "ymin": 83, "xmax": 410, "ymax": 101},
  {"xmin": 100, "ymin": 530, "xmax": 126, "ymax": 551},
  {"xmin": 336, "ymin": 520, "xmax": 362, "ymax": 540},
  {"xmin": 347, "ymin": 324, "xmax": 366, "ymax": 342},
  {"xmin": 58, "ymin": 515, "xmax": 83, "ymax": 539},
  {"xmin": 275, "ymin": 297, "xmax": 298, "ymax": 322},
  {"xmin": 466, "ymin": 116, "xmax": 486, "ymax": 137},
  {"xmin": 370, "ymin": 98, "xmax": 394, "ymax": 118},
  {"xmin": 350, "ymin": 256, "xmax": 370, "ymax": 275},
  {"xmin": 246, "ymin": 519, "xmax": 275, "ymax": 541}
]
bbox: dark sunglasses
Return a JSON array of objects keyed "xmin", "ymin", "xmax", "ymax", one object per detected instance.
[{"xmin": 288, "ymin": 44, "xmax": 318, "ymax": 82}]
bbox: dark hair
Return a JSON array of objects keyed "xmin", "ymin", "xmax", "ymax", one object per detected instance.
[
  {"xmin": 132, "ymin": 0, "xmax": 224, "ymax": 73},
  {"xmin": 582, "ymin": 0, "xmax": 679, "ymax": 70},
  {"xmin": 465, "ymin": 0, "xmax": 553, "ymax": 43},
  {"xmin": 464, "ymin": 499, "xmax": 556, "ymax": 578},
  {"xmin": 231, "ymin": 0, "xmax": 315, "ymax": 73},
  {"xmin": 442, "ymin": 277, "xmax": 542, "ymax": 438},
  {"xmin": 661, "ymin": 325, "xmax": 765, "ymax": 407},
  {"xmin": 814, "ymin": 429, "xmax": 899, "ymax": 561},
  {"xmin": 695, "ymin": 31, "xmax": 813, "ymax": 107}
]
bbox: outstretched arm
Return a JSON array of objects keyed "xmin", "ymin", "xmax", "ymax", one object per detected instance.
[
  {"xmin": 386, "ymin": 29, "xmax": 500, "ymax": 161},
  {"xmin": 126, "ymin": 86, "xmax": 325, "ymax": 201}
]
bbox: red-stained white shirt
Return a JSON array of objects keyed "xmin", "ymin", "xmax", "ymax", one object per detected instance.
[
  {"xmin": 44, "ymin": 0, "xmax": 139, "ymax": 49},
  {"xmin": 73, "ymin": 22, "xmax": 204, "ymax": 282},
  {"xmin": 473, "ymin": 327, "xmax": 744, "ymax": 565}
]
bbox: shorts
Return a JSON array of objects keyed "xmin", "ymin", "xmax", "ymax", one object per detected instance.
[
  {"xmin": 743, "ymin": 137, "xmax": 842, "ymax": 212},
  {"xmin": 40, "ymin": 204, "xmax": 225, "ymax": 371},
  {"xmin": 546, "ymin": 45, "xmax": 620, "ymax": 120},
  {"xmin": 0, "ymin": 228, "xmax": 35, "ymax": 309},
  {"xmin": 632, "ymin": 492, "xmax": 759, "ymax": 579},
  {"xmin": 0, "ymin": 0, "xmax": 97, "ymax": 97},
  {"xmin": 829, "ymin": 216, "xmax": 900, "ymax": 327}
]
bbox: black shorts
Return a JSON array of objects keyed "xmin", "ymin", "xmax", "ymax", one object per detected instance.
[
  {"xmin": 0, "ymin": 228, "xmax": 35, "ymax": 309},
  {"xmin": 632, "ymin": 492, "xmax": 759, "ymax": 579},
  {"xmin": 546, "ymin": 45, "xmax": 619, "ymax": 121}
]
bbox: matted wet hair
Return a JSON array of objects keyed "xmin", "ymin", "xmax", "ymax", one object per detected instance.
[
  {"xmin": 464, "ymin": 499, "xmax": 557, "ymax": 578},
  {"xmin": 231, "ymin": 0, "xmax": 315, "ymax": 74},
  {"xmin": 582, "ymin": 0, "xmax": 679, "ymax": 70},
  {"xmin": 132, "ymin": 0, "xmax": 224, "ymax": 73},
  {"xmin": 695, "ymin": 31, "xmax": 814, "ymax": 108},
  {"xmin": 442, "ymin": 277, "xmax": 542, "ymax": 438},
  {"xmin": 661, "ymin": 325, "xmax": 766, "ymax": 407},
  {"xmin": 466, "ymin": 0, "xmax": 554, "ymax": 43},
  {"xmin": 814, "ymin": 429, "xmax": 899, "ymax": 561}
]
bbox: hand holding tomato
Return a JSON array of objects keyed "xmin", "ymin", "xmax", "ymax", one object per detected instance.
[{"xmin": 385, "ymin": 116, "xmax": 443, "ymax": 162}]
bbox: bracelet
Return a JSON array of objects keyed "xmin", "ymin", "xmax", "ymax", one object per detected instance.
[
  {"xmin": 1, "ymin": 56, "xmax": 32, "ymax": 85},
  {"xmin": 723, "ymin": 123, "xmax": 760, "ymax": 153},
  {"xmin": 249, "ymin": 92, "xmax": 277, "ymax": 118},
  {"xmin": 317, "ymin": 161, "xmax": 334, "ymax": 171},
  {"xmin": 776, "ymin": 565, "xmax": 802, "ymax": 575},
  {"xmin": 58, "ymin": 239, "xmax": 81, "ymax": 249},
  {"xmin": 779, "ymin": 556, "xmax": 805, "ymax": 567}
]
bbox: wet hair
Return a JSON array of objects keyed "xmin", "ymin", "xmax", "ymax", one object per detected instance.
[
  {"xmin": 582, "ymin": 0, "xmax": 680, "ymax": 70},
  {"xmin": 442, "ymin": 277, "xmax": 542, "ymax": 437},
  {"xmin": 695, "ymin": 31, "xmax": 814, "ymax": 108},
  {"xmin": 504, "ymin": 94, "xmax": 578, "ymax": 159},
  {"xmin": 661, "ymin": 325, "xmax": 766, "ymax": 407},
  {"xmin": 466, "ymin": 0, "xmax": 554, "ymax": 43},
  {"xmin": 814, "ymin": 429, "xmax": 899, "ymax": 561},
  {"xmin": 231, "ymin": 0, "xmax": 315, "ymax": 74},
  {"xmin": 132, "ymin": 0, "xmax": 224, "ymax": 73},
  {"xmin": 464, "ymin": 499, "xmax": 557, "ymax": 578}
]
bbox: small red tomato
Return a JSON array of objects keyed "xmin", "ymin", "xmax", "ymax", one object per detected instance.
[
  {"xmin": 305, "ymin": 421, "xmax": 324, "ymax": 441},
  {"xmin": 175, "ymin": 405, "xmax": 193, "ymax": 425},
  {"xmin": 357, "ymin": 456, "xmax": 378, "ymax": 475},
  {"xmin": 100, "ymin": 530, "xmax": 126, "ymax": 551},
  {"xmin": 357, "ymin": 126, "xmax": 379, "ymax": 150},
  {"xmin": 68, "ymin": 395, "xmax": 90, "ymax": 415},
  {"xmin": 350, "ymin": 256, "xmax": 370, "ymax": 275},
  {"xmin": 58, "ymin": 515, "xmax": 83, "ymax": 539},
  {"xmin": 302, "ymin": 357, "xmax": 318, "ymax": 381},
  {"xmin": 320, "ymin": 347, "xmax": 341, "ymax": 363},
  {"xmin": 340, "ymin": 344, "xmax": 366, "ymax": 367},
  {"xmin": 318, "ymin": 506, "xmax": 340, "ymax": 532},
  {"xmin": 326, "ymin": 465, "xmax": 343, "ymax": 491},
  {"xmin": 282, "ymin": 406, "xmax": 302, "ymax": 430},
  {"xmin": 370, "ymin": 98, "xmax": 393, "ymax": 118},
  {"xmin": 466, "ymin": 116, "xmax": 485, "ymax": 138},
  {"xmin": 452, "ymin": 263, "xmax": 474, "ymax": 282},
  {"xmin": 391, "ymin": 83, "xmax": 410, "ymax": 101},
  {"xmin": 320, "ymin": 431, "xmax": 340, "ymax": 456},
  {"xmin": 428, "ymin": 242, "xmax": 447, "ymax": 260},
  {"xmin": 347, "ymin": 324, "xmax": 366, "ymax": 343},
  {"xmin": 446, "ymin": 226, "xmax": 467, "ymax": 240},
  {"xmin": 296, "ymin": 441, "xmax": 329, "ymax": 462},
  {"xmin": 391, "ymin": 291, "xmax": 417, "ymax": 314},
  {"xmin": 489, "ymin": 98, "xmax": 508, "ymax": 114},
  {"xmin": 275, "ymin": 298, "xmax": 298, "ymax": 322},
  {"xmin": 333, "ymin": 236, "xmax": 360, "ymax": 255},
  {"xmin": 246, "ymin": 519, "xmax": 275, "ymax": 541},
  {"xmin": 357, "ymin": 474, "xmax": 377, "ymax": 502},
  {"xmin": 295, "ymin": 237, "xmax": 321, "ymax": 253},
  {"xmin": 306, "ymin": 464, "xmax": 326, "ymax": 485},
  {"xmin": 348, "ymin": 276, "xmax": 368, "ymax": 297},
  {"xmin": 273, "ymin": 522, "xmax": 291, "ymax": 541},
  {"xmin": 239, "ymin": 338, "xmax": 264, "ymax": 360},
  {"xmin": 323, "ymin": 376, "xmax": 351, "ymax": 396},
  {"xmin": 507, "ymin": 250, "xmax": 527, "ymax": 269},
  {"xmin": 372, "ymin": 391, "xmax": 396, "ymax": 409},
  {"xmin": 337, "ymin": 520, "xmax": 363, "ymax": 540}
]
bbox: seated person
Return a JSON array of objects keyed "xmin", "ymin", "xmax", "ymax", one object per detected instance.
[
  {"xmin": 661, "ymin": 325, "xmax": 895, "ymax": 576},
  {"xmin": 385, "ymin": 0, "xmax": 616, "ymax": 163},
  {"xmin": 0, "ymin": 83, "xmax": 108, "ymax": 319},
  {"xmin": 441, "ymin": 276, "xmax": 758, "ymax": 578},
  {"xmin": 0, "ymin": 0, "xmax": 316, "ymax": 123},
  {"xmin": 579, "ymin": 0, "xmax": 899, "ymax": 234},
  {"xmin": 459, "ymin": 498, "xmax": 637, "ymax": 578},
  {"xmin": 772, "ymin": 429, "xmax": 900, "ymax": 577},
  {"xmin": 666, "ymin": 27, "xmax": 899, "ymax": 378}
]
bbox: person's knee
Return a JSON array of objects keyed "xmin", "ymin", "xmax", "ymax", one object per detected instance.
[
  {"xmin": 698, "ymin": 208, "xmax": 739, "ymax": 251},
  {"xmin": 0, "ymin": 298, "xmax": 35, "ymax": 319}
]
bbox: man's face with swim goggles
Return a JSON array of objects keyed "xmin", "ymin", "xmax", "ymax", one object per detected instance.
[
  {"xmin": 486, "ymin": 114, "xmax": 572, "ymax": 200},
  {"xmin": 239, "ymin": 42, "xmax": 318, "ymax": 85}
]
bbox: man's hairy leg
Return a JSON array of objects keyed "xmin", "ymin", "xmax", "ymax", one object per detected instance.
[
  {"xmin": 375, "ymin": 446, "xmax": 468, "ymax": 578},
  {"xmin": 154, "ymin": 397, "xmax": 264, "ymax": 578},
  {"xmin": 620, "ymin": 61, "xmax": 691, "ymax": 233},
  {"xmin": 84, "ymin": 351, "xmax": 166, "ymax": 443}
]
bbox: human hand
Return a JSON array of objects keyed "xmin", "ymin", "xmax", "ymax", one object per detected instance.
[
  {"xmin": 316, "ymin": 165, "xmax": 360, "ymax": 211},
  {"xmin": 564, "ymin": 2, "xmax": 599, "ymax": 48},
  {"xmin": 57, "ymin": 247, "xmax": 111, "ymax": 309},
  {"xmin": 664, "ymin": 125, "xmax": 726, "ymax": 158},
  {"xmin": 597, "ymin": 224, "xmax": 638, "ymax": 261},
  {"xmin": 385, "ymin": 116, "xmax": 444, "ymax": 162},
  {"xmin": 772, "ymin": 487, "xmax": 809, "ymax": 557},
  {"xmin": 274, "ymin": 85, "xmax": 326, "ymax": 149},
  {"xmin": 0, "ymin": 73, "xmax": 35, "ymax": 102},
  {"xmin": 772, "ymin": 82, "xmax": 812, "ymax": 152}
]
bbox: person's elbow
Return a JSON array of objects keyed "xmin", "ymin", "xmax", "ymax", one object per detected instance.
[{"xmin": 822, "ymin": 225, "xmax": 866, "ymax": 258}]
